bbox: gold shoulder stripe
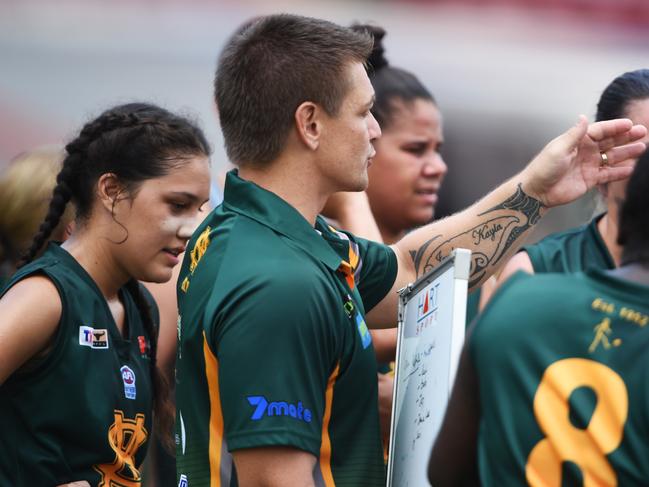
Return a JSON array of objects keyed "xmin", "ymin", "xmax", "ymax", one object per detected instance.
[
  {"xmin": 190, "ymin": 226, "xmax": 212, "ymax": 274},
  {"xmin": 180, "ymin": 276, "xmax": 190, "ymax": 293}
]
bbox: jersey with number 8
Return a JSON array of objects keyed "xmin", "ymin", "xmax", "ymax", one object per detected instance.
[{"xmin": 471, "ymin": 270, "xmax": 649, "ymax": 486}]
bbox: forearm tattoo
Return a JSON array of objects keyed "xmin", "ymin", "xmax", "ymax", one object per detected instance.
[{"xmin": 410, "ymin": 184, "xmax": 546, "ymax": 287}]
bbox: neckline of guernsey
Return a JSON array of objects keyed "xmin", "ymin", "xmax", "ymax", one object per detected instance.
[{"xmin": 48, "ymin": 242, "xmax": 135, "ymax": 343}]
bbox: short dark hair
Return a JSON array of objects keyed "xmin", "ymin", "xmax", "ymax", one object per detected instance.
[
  {"xmin": 618, "ymin": 148, "xmax": 649, "ymax": 266},
  {"xmin": 351, "ymin": 24, "xmax": 435, "ymax": 130},
  {"xmin": 596, "ymin": 69, "xmax": 649, "ymax": 121},
  {"xmin": 215, "ymin": 14, "xmax": 373, "ymax": 166}
]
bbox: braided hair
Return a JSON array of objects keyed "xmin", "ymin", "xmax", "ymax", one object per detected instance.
[
  {"xmin": 351, "ymin": 24, "xmax": 435, "ymax": 130},
  {"xmin": 20, "ymin": 102, "xmax": 210, "ymax": 450}
]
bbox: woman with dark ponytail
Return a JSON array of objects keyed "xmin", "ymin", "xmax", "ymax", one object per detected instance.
[{"xmin": 0, "ymin": 102, "xmax": 211, "ymax": 486}]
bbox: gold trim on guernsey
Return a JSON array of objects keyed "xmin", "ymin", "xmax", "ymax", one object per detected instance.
[
  {"xmin": 319, "ymin": 362, "xmax": 341, "ymax": 487},
  {"xmin": 203, "ymin": 331, "xmax": 225, "ymax": 487}
]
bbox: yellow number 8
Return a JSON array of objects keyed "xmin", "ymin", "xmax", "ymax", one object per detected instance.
[{"xmin": 525, "ymin": 358, "xmax": 628, "ymax": 486}]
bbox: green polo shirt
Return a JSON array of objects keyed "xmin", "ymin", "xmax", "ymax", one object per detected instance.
[
  {"xmin": 523, "ymin": 214, "xmax": 615, "ymax": 273},
  {"xmin": 471, "ymin": 270, "xmax": 649, "ymax": 485},
  {"xmin": 175, "ymin": 171, "xmax": 398, "ymax": 487}
]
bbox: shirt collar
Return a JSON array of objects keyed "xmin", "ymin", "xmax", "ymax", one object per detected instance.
[{"xmin": 222, "ymin": 170, "xmax": 344, "ymax": 271}]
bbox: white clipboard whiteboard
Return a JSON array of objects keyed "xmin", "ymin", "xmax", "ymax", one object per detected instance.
[{"xmin": 386, "ymin": 248, "xmax": 471, "ymax": 487}]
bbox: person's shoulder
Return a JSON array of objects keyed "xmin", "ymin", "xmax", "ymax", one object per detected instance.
[
  {"xmin": 0, "ymin": 276, "xmax": 61, "ymax": 385},
  {"xmin": 2, "ymin": 247, "xmax": 62, "ymax": 296},
  {"xmin": 470, "ymin": 272, "xmax": 578, "ymax": 350},
  {"xmin": 527, "ymin": 220, "xmax": 592, "ymax": 252},
  {"xmin": 322, "ymin": 219, "xmax": 389, "ymax": 251},
  {"xmin": 509, "ymin": 270, "xmax": 579, "ymax": 295},
  {"xmin": 219, "ymin": 218, "xmax": 327, "ymax": 283},
  {"xmin": 251, "ymin": 259, "xmax": 336, "ymax": 300},
  {"xmin": 481, "ymin": 271, "xmax": 577, "ymax": 319},
  {"xmin": 0, "ymin": 274, "xmax": 63, "ymax": 338},
  {"xmin": 208, "ymin": 255, "xmax": 340, "ymax": 344},
  {"xmin": 212, "ymin": 258, "xmax": 338, "ymax": 323},
  {"xmin": 524, "ymin": 217, "xmax": 602, "ymax": 273},
  {"xmin": 182, "ymin": 209, "xmax": 261, "ymax": 278},
  {"xmin": 10, "ymin": 248, "xmax": 60, "ymax": 278},
  {"xmin": 2, "ymin": 273, "xmax": 61, "ymax": 307}
]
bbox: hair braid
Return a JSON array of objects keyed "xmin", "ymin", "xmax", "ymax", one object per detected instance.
[
  {"xmin": 18, "ymin": 159, "xmax": 75, "ymax": 266},
  {"xmin": 18, "ymin": 113, "xmax": 131, "ymax": 267},
  {"xmin": 125, "ymin": 279, "xmax": 175, "ymax": 452}
]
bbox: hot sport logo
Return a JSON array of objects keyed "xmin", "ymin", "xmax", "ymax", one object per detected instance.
[
  {"xmin": 121, "ymin": 365, "xmax": 137, "ymax": 400},
  {"xmin": 417, "ymin": 283, "xmax": 439, "ymax": 323}
]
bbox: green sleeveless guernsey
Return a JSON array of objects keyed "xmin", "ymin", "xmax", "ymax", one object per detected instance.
[
  {"xmin": 471, "ymin": 270, "xmax": 649, "ymax": 485},
  {"xmin": 0, "ymin": 243, "xmax": 156, "ymax": 486},
  {"xmin": 524, "ymin": 214, "xmax": 615, "ymax": 273},
  {"xmin": 175, "ymin": 171, "xmax": 398, "ymax": 487}
]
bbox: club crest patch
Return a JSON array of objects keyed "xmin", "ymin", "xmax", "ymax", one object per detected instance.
[
  {"xmin": 120, "ymin": 365, "xmax": 137, "ymax": 400},
  {"xmin": 79, "ymin": 326, "xmax": 109, "ymax": 349}
]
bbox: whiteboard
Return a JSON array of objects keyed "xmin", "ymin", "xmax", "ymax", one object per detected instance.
[{"xmin": 386, "ymin": 248, "xmax": 471, "ymax": 487}]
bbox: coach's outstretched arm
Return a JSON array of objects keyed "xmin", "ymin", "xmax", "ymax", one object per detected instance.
[{"xmin": 366, "ymin": 117, "xmax": 646, "ymax": 328}]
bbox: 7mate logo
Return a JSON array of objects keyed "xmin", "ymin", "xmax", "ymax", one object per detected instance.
[
  {"xmin": 247, "ymin": 396, "xmax": 312, "ymax": 423},
  {"xmin": 79, "ymin": 325, "xmax": 109, "ymax": 349}
]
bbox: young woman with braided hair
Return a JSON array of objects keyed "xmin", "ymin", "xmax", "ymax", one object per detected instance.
[{"xmin": 0, "ymin": 102, "xmax": 211, "ymax": 486}]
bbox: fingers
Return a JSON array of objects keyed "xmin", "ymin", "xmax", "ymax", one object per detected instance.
[
  {"xmin": 604, "ymin": 142, "xmax": 647, "ymax": 165},
  {"xmin": 595, "ymin": 164, "xmax": 635, "ymax": 185},
  {"xmin": 561, "ymin": 115, "xmax": 588, "ymax": 149},
  {"xmin": 596, "ymin": 124, "xmax": 648, "ymax": 152},
  {"xmin": 586, "ymin": 118, "xmax": 634, "ymax": 141},
  {"xmin": 56, "ymin": 482, "xmax": 91, "ymax": 487}
]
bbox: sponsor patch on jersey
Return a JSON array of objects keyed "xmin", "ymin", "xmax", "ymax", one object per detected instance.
[
  {"xmin": 79, "ymin": 326, "xmax": 109, "ymax": 349},
  {"xmin": 137, "ymin": 335, "xmax": 149, "ymax": 358},
  {"xmin": 355, "ymin": 312, "xmax": 372, "ymax": 349},
  {"xmin": 178, "ymin": 474, "xmax": 188, "ymax": 487},
  {"xmin": 120, "ymin": 365, "xmax": 137, "ymax": 400},
  {"xmin": 247, "ymin": 395, "xmax": 312, "ymax": 423},
  {"xmin": 341, "ymin": 295, "xmax": 372, "ymax": 349}
]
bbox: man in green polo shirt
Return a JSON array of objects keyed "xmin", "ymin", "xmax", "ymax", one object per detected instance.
[{"xmin": 175, "ymin": 14, "xmax": 646, "ymax": 487}]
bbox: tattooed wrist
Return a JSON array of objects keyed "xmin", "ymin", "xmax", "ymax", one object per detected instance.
[
  {"xmin": 479, "ymin": 183, "xmax": 545, "ymax": 225},
  {"xmin": 409, "ymin": 184, "xmax": 546, "ymax": 280}
]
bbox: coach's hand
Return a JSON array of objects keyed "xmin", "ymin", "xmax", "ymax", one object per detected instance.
[{"xmin": 522, "ymin": 116, "xmax": 646, "ymax": 207}]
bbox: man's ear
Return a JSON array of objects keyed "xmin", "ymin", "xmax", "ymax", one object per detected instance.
[
  {"xmin": 294, "ymin": 101, "xmax": 322, "ymax": 151},
  {"xmin": 96, "ymin": 173, "xmax": 128, "ymax": 213}
]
